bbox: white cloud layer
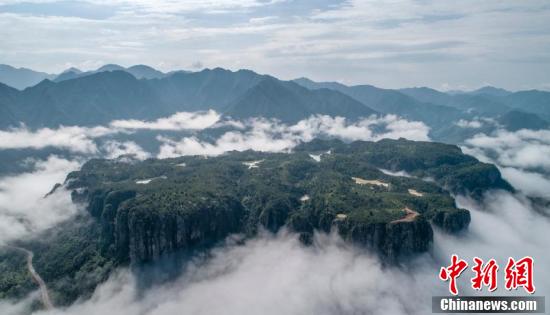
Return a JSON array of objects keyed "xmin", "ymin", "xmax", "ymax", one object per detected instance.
[
  {"xmin": 0, "ymin": 156, "xmax": 80, "ymax": 245},
  {"xmin": 101, "ymin": 140, "xmax": 151, "ymax": 160},
  {"xmin": 158, "ymin": 114, "xmax": 430, "ymax": 157},
  {"xmin": 455, "ymin": 119, "xmax": 482, "ymax": 128},
  {"xmin": 464, "ymin": 129, "xmax": 550, "ymax": 171},
  {"xmin": 0, "ymin": 125, "xmax": 113, "ymax": 153},
  {"xmin": 499, "ymin": 167, "xmax": 550, "ymax": 199},
  {"xmin": 0, "ymin": 113, "xmax": 430, "ymax": 156},
  {"xmin": 0, "ymin": 111, "xmax": 224, "ymax": 153},
  {"xmin": 463, "ymin": 128, "xmax": 550, "ymax": 197},
  {"xmin": 109, "ymin": 110, "xmax": 221, "ymax": 131}
]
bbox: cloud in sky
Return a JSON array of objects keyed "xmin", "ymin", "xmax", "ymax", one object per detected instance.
[{"xmin": 0, "ymin": 0, "xmax": 549, "ymax": 90}]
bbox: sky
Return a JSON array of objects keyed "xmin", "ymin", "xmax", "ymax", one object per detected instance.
[{"xmin": 0, "ymin": 0, "xmax": 549, "ymax": 91}]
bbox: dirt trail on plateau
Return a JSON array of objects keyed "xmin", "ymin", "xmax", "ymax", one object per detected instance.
[{"xmin": 391, "ymin": 207, "xmax": 419, "ymax": 223}]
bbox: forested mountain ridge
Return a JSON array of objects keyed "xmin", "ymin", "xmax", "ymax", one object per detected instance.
[
  {"xmin": 0, "ymin": 68, "xmax": 378, "ymax": 128},
  {"xmin": 1, "ymin": 65, "xmax": 549, "ymax": 145}
]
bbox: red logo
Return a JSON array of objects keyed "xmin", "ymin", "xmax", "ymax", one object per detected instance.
[
  {"xmin": 439, "ymin": 254, "xmax": 469, "ymax": 295},
  {"xmin": 439, "ymin": 255, "xmax": 535, "ymax": 295},
  {"xmin": 471, "ymin": 257, "xmax": 498, "ymax": 292},
  {"xmin": 505, "ymin": 257, "xmax": 535, "ymax": 294}
]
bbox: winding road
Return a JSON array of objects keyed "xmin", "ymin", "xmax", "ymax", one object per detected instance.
[{"xmin": 9, "ymin": 246, "xmax": 54, "ymax": 310}]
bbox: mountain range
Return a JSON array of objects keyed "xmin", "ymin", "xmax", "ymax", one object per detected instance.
[
  {"xmin": 0, "ymin": 68, "xmax": 378, "ymax": 127},
  {"xmin": 0, "ymin": 64, "xmax": 183, "ymax": 90},
  {"xmin": 0, "ymin": 64, "xmax": 549, "ymax": 143},
  {"xmin": 0, "ymin": 64, "xmax": 56, "ymax": 90}
]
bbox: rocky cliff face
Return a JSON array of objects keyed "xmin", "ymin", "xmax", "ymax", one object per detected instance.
[
  {"xmin": 75, "ymin": 186, "xmax": 437, "ymax": 264},
  {"xmin": 72, "ymin": 188, "xmax": 245, "ymax": 263},
  {"xmin": 124, "ymin": 198, "xmax": 245, "ymax": 262},
  {"xmin": 335, "ymin": 217, "xmax": 433, "ymax": 262},
  {"xmin": 431, "ymin": 209, "xmax": 471, "ymax": 233}
]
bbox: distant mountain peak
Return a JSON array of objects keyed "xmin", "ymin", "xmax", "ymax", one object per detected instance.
[
  {"xmin": 292, "ymin": 77, "xmax": 349, "ymax": 91},
  {"xmin": 470, "ymin": 86, "xmax": 511, "ymax": 97},
  {"xmin": 0, "ymin": 64, "xmax": 55, "ymax": 89},
  {"xmin": 127, "ymin": 64, "xmax": 155, "ymax": 70},
  {"xmin": 0, "ymin": 64, "xmax": 16, "ymax": 70},
  {"xmin": 125, "ymin": 64, "xmax": 165, "ymax": 79},
  {"xmin": 96, "ymin": 64, "xmax": 126, "ymax": 72},
  {"xmin": 61, "ymin": 67, "xmax": 82, "ymax": 74},
  {"xmin": 29, "ymin": 78, "xmax": 56, "ymax": 90}
]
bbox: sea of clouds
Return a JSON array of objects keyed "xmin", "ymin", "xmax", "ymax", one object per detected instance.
[
  {"xmin": 0, "ymin": 111, "xmax": 548, "ymax": 315},
  {"xmin": 0, "ymin": 111, "xmax": 430, "ymax": 158},
  {"xmin": 2, "ymin": 190, "xmax": 547, "ymax": 315},
  {"xmin": 462, "ymin": 129, "xmax": 550, "ymax": 199}
]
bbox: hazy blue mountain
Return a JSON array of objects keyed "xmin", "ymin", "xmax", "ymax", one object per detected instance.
[
  {"xmin": 150, "ymin": 68, "xmax": 266, "ymax": 111},
  {"xmin": 502, "ymin": 90, "xmax": 550, "ymax": 121},
  {"xmin": 126, "ymin": 65, "xmax": 166, "ymax": 79},
  {"xmin": 0, "ymin": 82, "xmax": 19, "ymax": 103},
  {"xmin": 11, "ymin": 71, "xmax": 169, "ymax": 127},
  {"xmin": 448, "ymin": 94, "xmax": 509, "ymax": 115},
  {"xmin": 2, "ymin": 66, "xmax": 549, "ymax": 135},
  {"xmin": 96, "ymin": 64, "xmax": 126, "ymax": 72},
  {"xmin": 0, "ymin": 68, "xmax": 379, "ymax": 128},
  {"xmin": 225, "ymin": 77, "xmax": 376, "ymax": 122},
  {"xmin": 430, "ymin": 123, "xmax": 494, "ymax": 144},
  {"xmin": 50, "ymin": 65, "xmax": 264, "ymax": 111},
  {"xmin": 7, "ymin": 68, "xmax": 262, "ymax": 127},
  {"xmin": 294, "ymin": 78, "xmax": 463, "ymax": 129},
  {"xmin": 469, "ymin": 86, "xmax": 512, "ymax": 97},
  {"xmin": 54, "ymin": 64, "xmax": 167, "ymax": 82},
  {"xmin": 400, "ymin": 87, "xmax": 510, "ymax": 115},
  {"xmin": 292, "ymin": 77, "xmax": 347, "ymax": 91},
  {"xmin": 0, "ymin": 82, "xmax": 21, "ymax": 126},
  {"xmin": 0, "ymin": 64, "xmax": 55, "ymax": 90},
  {"xmin": 96, "ymin": 64, "xmax": 167, "ymax": 79},
  {"xmin": 295, "ymin": 78, "xmax": 550, "ymax": 142},
  {"xmin": 53, "ymin": 70, "xmax": 83, "ymax": 82},
  {"xmin": 65, "ymin": 67, "xmax": 82, "ymax": 74},
  {"xmin": 431, "ymin": 108, "xmax": 549, "ymax": 143},
  {"xmin": 300, "ymin": 78, "xmax": 550, "ymax": 123},
  {"xmin": 398, "ymin": 87, "xmax": 451, "ymax": 106},
  {"xmin": 497, "ymin": 110, "xmax": 549, "ymax": 131},
  {"xmin": 0, "ymin": 84, "xmax": 18, "ymax": 127}
]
